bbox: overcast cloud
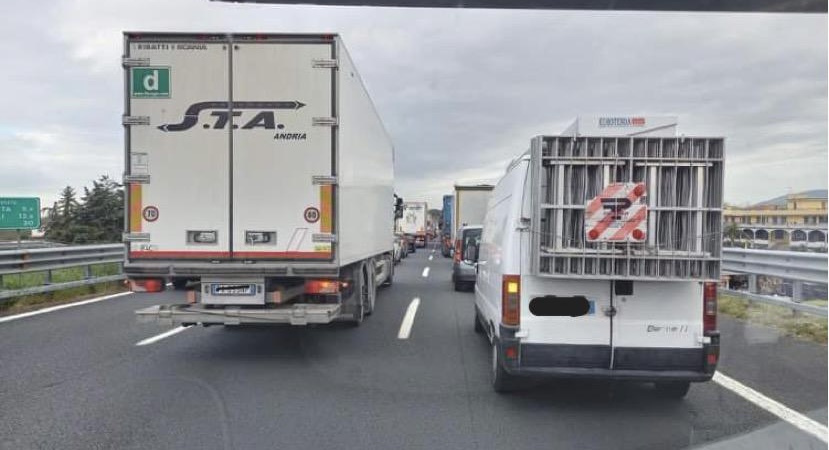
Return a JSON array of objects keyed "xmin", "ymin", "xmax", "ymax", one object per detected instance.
[{"xmin": 0, "ymin": 1, "xmax": 825, "ymax": 208}]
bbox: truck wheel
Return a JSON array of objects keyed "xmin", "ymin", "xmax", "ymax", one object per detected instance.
[
  {"xmin": 348, "ymin": 265, "xmax": 367, "ymax": 326},
  {"xmin": 365, "ymin": 265, "xmax": 377, "ymax": 316},
  {"xmin": 654, "ymin": 381, "xmax": 691, "ymax": 399},
  {"xmin": 492, "ymin": 340, "xmax": 518, "ymax": 393},
  {"xmin": 474, "ymin": 309, "xmax": 484, "ymax": 334},
  {"xmin": 383, "ymin": 259, "xmax": 394, "ymax": 287}
]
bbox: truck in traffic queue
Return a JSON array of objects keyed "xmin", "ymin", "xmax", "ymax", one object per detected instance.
[
  {"xmin": 123, "ymin": 32, "xmax": 395, "ymax": 327},
  {"xmin": 400, "ymin": 201, "xmax": 428, "ymax": 249},
  {"xmin": 472, "ymin": 117, "xmax": 723, "ymax": 396},
  {"xmin": 452, "ymin": 184, "xmax": 493, "ymax": 291},
  {"xmin": 440, "ymin": 194, "xmax": 454, "ymax": 257}
]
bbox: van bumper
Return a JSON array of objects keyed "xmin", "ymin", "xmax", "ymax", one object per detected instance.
[{"xmin": 496, "ymin": 333, "xmax": 719, "ymax": 383}]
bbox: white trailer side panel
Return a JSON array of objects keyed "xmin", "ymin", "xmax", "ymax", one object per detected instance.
[
  {"xmin": 231, "ymin": 41, "xmax": 335, "ymax": 260},
  {"xmin": 127, "ymin": 41, "xmax": 231, "ymax": 259},
  {"xmin": 453, "ymin": 187, "xmax": 493, "ymax": 241},
  {"xmin": 336, "ymin": 40, "xmax": 395, "ymax": 266}
]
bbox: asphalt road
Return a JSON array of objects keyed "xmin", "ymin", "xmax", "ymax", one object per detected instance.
[{"xmin": 0, "ymin": 245, "xmax": 826, "ymax": 450}]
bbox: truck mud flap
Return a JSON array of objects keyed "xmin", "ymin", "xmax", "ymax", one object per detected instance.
[{"xmin": 136, "ymin": 304, "xmax": 341, "ymax": 326}]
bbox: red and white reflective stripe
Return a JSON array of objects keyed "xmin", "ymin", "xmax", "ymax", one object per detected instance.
[{"xmin": 585, "ymin": 182, "xmax": 647, "ymax": 242}]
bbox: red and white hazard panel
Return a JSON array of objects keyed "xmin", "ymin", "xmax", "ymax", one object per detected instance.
[{"xmin": 585, "ymin": 182, "xmax": 647, "ymax": 242}]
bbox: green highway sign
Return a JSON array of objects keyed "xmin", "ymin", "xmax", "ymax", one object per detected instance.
[
  {"xmin": 0, "ymin": 197, "xmax": 41, "ymax": 230},
  {"xmin": 131, "ymin": 67, "xmax": 171, "ymax": 98}
]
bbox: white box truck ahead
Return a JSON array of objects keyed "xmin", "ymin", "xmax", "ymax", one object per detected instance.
[
  {"xmin": 474, "ymin": 128, "xmax": 723, "ymax": 396},
  {"xmin": 400, "ymin": 201, "xmax": 428, "ymax": 248},
  {"xmin": 125, "ymin": 32, "xmax": 394, "ymax": 326}
]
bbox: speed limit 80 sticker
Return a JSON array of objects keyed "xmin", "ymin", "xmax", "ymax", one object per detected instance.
[{"xmin": 304, "ymin": 207, "xmax": 320, "ymax": 223}]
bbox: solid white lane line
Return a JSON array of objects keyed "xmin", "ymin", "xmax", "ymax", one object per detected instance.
[
  {"xmin": 135, "ymin": 326, "xmax": 192, "ymax": 347},
  {"xmin": 397, "ymin": 298, "xmax": 421, "ymax": 340},
  {"xmin": 428, "ymin": 255, "xmax": 434, "ymax": 261},
  {"xmin": 0, "ymin": 291, "xmax": 133, "ymax": 324},
  {"xmin": 713, "ymin": 371, "xmax": 828, "ymax": 443},
  {"xmin": 421, "ymin": 267, "xmax": 430, "ymax": 278}
]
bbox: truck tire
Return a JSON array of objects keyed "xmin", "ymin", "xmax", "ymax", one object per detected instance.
[
  {"xmin": 474, "ymin": 309, "xmax": 484, "ymax": 334},
  {"xmin": 654, "ymin": 381, "xmax": 691, "ymax": 399},
  {"xmin": 365, "ymin": 264, "xmax": 377, "ymax": 316},
  {"xmin": 348, "ymin": 264, "xmax": 368, "ymax": 326},
  {"xmin": 492, "ymin": 340, "xmax": 518, "ymax": 393},
  {"xmin": 383, "ymin": 259, "xmax": 394, "ymax": 287}
]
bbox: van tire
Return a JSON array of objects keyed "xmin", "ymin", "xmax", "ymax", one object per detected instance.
[
  {"xmin": 654, "ymin": 381, "xmax": 691, "ymax": 399},
  {"xmin": 492, "ymin": 341, "xmax": 518, "ymax": 393}
]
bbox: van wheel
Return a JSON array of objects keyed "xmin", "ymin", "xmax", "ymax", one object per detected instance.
[
  {"xmin": 474, "ymin": 310, "xmax": 484, "ymax": 334},
  {"xmin": 492, "ymin": 341, "xmax": 517, "ymax": 393},
  {"xmin": 654, "ymin": 381, "xmax": 691, "ymax": 399}
]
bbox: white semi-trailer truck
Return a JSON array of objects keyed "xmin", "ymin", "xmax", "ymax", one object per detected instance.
[
  {"xmin": 400, "ymin": 201, "xmax": 428, "ymax": 248},
  {"xmin": 125, "ymin": 32, "xmax": 394, "ymax": 326}
]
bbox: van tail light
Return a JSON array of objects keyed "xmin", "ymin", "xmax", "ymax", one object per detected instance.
[
  {"xmin": 305, "ymin": 279, "xmax": 341, "ymax": 295},
  {"xmin": 502, "ymin": 275, "xmax": 521, "ymax": 327},
  {"xmin": 129, "ymin": 278, "xmax": 164, "ymax": 293},
  {"xmin": 703, "ymin": 282, "xmax": 717, "ymax": 333},
  {"xmin": 454, "ymin": 239, "xmax": 462, "ymax": 263}
]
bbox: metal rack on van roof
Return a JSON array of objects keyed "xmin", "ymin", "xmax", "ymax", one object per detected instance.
[{"xmin": 529, "ymin": 135, "xmax": 724, "ymax": 281}]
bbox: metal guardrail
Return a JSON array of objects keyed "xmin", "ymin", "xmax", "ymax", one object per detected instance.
[
  {"xmin": 720, "ymin": 288, "xmax": 827, "ymax": 318},
  {"xmin": 722, "ymin": 248, "xmax": 827, "ymax": 284},
  {"xmin": 0, "ymin": 244, "xmax": 125, "ymax": 301}
]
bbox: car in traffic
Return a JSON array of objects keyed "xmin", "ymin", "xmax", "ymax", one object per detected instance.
[{"xmin": 452, "ymin": 225, "xmax": 482, "ymax": 291}]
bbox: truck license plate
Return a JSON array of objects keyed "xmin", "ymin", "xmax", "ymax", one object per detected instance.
[{"xmin": 211, "ymin": 284, "xmax": 255, "ymax": 296}]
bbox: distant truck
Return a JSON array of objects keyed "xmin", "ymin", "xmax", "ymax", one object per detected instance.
[
  {"xmin": 400, "ymin": 201, "xmax": 428, "ymax": 249},
  {"xmin": 472, "ymin": 117, "xmax": 723, "ymax": 395},
  {"xmin": 440, "ymin": 195, "xmax": 453, "ymax": 257},
  {"xmin": 451, "ymin": 184, "xmax": 493, "ymax": 289},
  {"xmin": 124, "ymin": 32, "xmax": 394, "ymax": 327}
]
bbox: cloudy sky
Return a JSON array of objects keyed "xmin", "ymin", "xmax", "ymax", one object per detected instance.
[{"xmin": 1, "ymin": 1, "xmax": 826, "ymax": 209}]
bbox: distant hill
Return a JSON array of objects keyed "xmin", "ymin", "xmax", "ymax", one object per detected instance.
[{"xmin": 754, "ymin": 189, "xmax": 828, "ymax": 207}]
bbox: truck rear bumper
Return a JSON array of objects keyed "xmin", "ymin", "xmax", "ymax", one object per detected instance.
[{"xmin": 136, "ymin": 303, "xmax": 341, "ymax": 326}]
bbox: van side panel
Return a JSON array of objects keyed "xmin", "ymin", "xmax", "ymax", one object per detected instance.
[{"xmin": 337, "ymin": 40, "xmax": 395, "ymax": 266}]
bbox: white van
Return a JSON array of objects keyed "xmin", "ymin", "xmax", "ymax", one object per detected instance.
[{"xmin": 473, "ymin": 135, "xmax": 722, "ymax": 396}]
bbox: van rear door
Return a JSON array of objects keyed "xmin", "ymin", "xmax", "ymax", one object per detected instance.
[
  {"xmin": 611, "ymin": 281, "xmax": 704, "ymax": 371},
  {"xmin": 520, "ymin": 278, "xmax": 613, "ymax": 369},
  {"xmin": 230, "ymin": 39, "xmax": 335, "ymax": 260}
]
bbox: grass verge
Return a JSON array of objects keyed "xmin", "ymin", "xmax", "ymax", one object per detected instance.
[
  {"xmin": 719, "ymin": 293, "xmax": 827, "ymax": 345},
  {"xmin": 0, "ymin": 281, "xmax": 128, "ymax": 318}
]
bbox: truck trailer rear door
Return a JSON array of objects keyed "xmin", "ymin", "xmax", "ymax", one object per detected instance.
[
  {"xmin": 126, "ymin": 38, "xmax": 231, "ymax": 259},
  {"xmin": 230, "ymin": 40, "xmax": 335, "ymax": 260}
]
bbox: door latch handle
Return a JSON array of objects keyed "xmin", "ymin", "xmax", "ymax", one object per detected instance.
[{"xmin": 602, "ymin": 306, "xmax": 617, "ymax": 317}]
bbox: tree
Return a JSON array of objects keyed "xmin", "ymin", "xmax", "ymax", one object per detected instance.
[
  {"xmin": 724, "ymin": 222, "xmax": 740, "ymax": 247},
  {"xmin": 44, "ymin": 178, "xmax": 124, "ymax": 244}
]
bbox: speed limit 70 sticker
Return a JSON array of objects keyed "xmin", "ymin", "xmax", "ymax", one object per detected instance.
[{"xmin": 304, "ymin": 207, "xmax": 320, "ymax": 223}]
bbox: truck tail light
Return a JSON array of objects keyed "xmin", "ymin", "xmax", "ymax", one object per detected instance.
[
  {"xmin": 129, "ymin": 278, "xmax": 164, "ymax": 293},
  {"xmin": 454, "ymin": 239, "xmax": 462, "ymax": 263},
  {"xmin": 502, "ymin": 275, "xmax": 521, "ymax": 327},
  {"xmin": 703, "ymin": 281, "xmax": 717, "ymax": 333},
  {"xmin": 305, "ymin": 279, "xmax": 340, "ymax": 295}
]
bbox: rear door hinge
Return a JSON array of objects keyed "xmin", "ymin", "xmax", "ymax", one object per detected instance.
[
  {"xmin": 123, "ymin": 115, "xmax": 150, "ymax": 126},
  {"xmin": 312, "ymin": 175, "xmax": 338, "ymax": 185},
  {"xmin": 123, "ymin": 232, "xmax": 151, "ymax": 242},
  {"xmin": 122, "ymin": 57, "xmax": 150, "ymax": 67},
  {"xmin": 312, "ymin": 117, "xmax": 338, "ymax": 127},
  {"xmin": 124, "ymin": 174, "xmax": 151, "ymax": 184},
  {"xmin": 312, "ymin": 59, "xmax": 338, "ymax": 69}
]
